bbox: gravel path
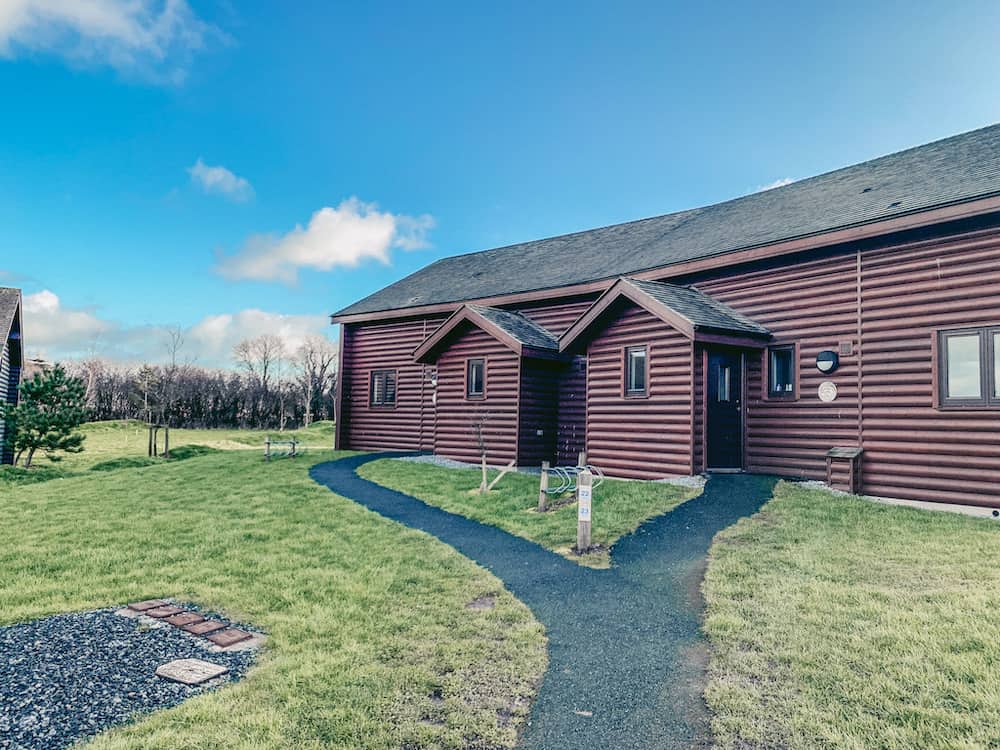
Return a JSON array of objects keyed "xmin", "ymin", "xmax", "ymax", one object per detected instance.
[
  {"xmin": 312, "ymin": 453, "xmax": 776, "ymax": 750},
  {"xmin": 0, "ymin": 607, "xmax": 259, "ymax": 750}
]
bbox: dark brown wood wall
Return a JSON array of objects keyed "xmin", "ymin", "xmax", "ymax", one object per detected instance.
[
  {"xmin": 517, "ymin": 358, "xmax": 560, "ymax": 466},
  {"xmin": 433, "ymin": 323, "xmax": 520, "ymax": 465},
  {"xmin": 339, "ymin": 297, "xmax": 594, "ymax": 460},
  {"xmin": 585, "ymin": 301, "xmax": 694, "ymax": 478},
  {"xmin": 555, "ymin": 355, "xmax": 587, "ymax": 465},
  {"xmin": 693, "ymin": 252, "xmax": 861, "ymax": 479},
  {"xmin": 510, "ymin": 295, "xmax": 598, "ymax": 336},
  {"xmin": 856, "ymin": 228, "xmax": 1000, "ymax": 505},
  {"xmin": 690, "ymin": 224, "xmax": 1000, "ymax": 506},
  {"xmin": 510, "ymin": 297, "xmax": 597, "ymax": 466},
  {"xmin": 692, "ymin": 345, "xmax": 706, "ymax": 473},
  {"xmin": 340, "ymin": 316, "xmax": 445, "ymax": 450}
]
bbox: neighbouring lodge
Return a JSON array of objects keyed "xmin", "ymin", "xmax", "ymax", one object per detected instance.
[
  {"xmin": 0, "ymin": 287, "xmax": 23, "ymax": 465},
  {"xmin": 332, "ymin": 125, "xmax": 1000, "ymax": 508}
]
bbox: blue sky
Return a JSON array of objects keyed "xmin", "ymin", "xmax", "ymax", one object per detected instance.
[{"xmin": 2, "ymin": 0, "xmax": 999, "ymax": 367}]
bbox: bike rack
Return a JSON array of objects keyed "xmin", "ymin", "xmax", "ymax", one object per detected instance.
[{"xmin": 543, "ymin": 463, "xmax": 604, "ymax": 494}]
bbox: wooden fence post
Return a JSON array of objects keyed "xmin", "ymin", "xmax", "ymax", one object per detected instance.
[
  {"xmin": 265, "ymin": 437, "xmax": 271, "ymax": 463},
  {"xmin": 147, "ymin": 425, "xmax": 153, "ymax": 458},
  {"xmin": 578, "ymin": 450, "xmax": 587, "ymax": 468},
  {"xmin": 577, "ymin": 468, "xmax": 593, "ymax": 552},
  {"xmin": 538, "ymin": 461, "xmax": 549, "ymax": 512},
  {"xmin": 164, "ymin": 426, "xmax": 170, "ymax": 459}
]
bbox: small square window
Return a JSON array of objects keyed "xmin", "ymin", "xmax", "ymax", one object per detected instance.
[
  {"xmin": 466, "ymin": 358, "xmax": 485, "ymax": 398},
  {"xmin": 369, "ymin": 370, "xmax": 397, "ymax": 407},
  {"xmin": 625, "ymin": 346, "xmax": 648, "ymax": 396},
  {"xmin": 768, "ymin": 346, "xmax": 795, "ymax": 398}
]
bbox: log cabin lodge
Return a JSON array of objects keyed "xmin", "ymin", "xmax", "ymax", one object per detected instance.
[{"xmin": 332, "ymin": 124, "xmax": 1000, "ymax": 508}]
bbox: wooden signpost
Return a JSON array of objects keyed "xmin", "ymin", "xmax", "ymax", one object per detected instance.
[
  {"xmin": 538, "ymin": 461, "xmax": 549, "ymax": 512},
  {"xmin": 577, "ymin": 468, "xmax": 593, "ymax": 552}
]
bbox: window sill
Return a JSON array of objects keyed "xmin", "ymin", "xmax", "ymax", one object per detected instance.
[
  {"xmin": 465, "ymin": 395, "xmax": 486, "ymax": 401},
  {"xmin": 937, "ymin": 403, "xmax": 1000, "ymax": 411},
  {"xmin": 624, "ymin": 391, "xmax": 649, "ymax": 399}
]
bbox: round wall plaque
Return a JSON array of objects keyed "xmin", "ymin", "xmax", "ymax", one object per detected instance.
[{"xmin": 818, "ymin": 381, "xmax": 838, "ymax": 402}]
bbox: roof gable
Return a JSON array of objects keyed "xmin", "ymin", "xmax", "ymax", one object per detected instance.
[
  {"xmin": 413, "ymin": 304, "xmax": 559, "ymax": 363},
  {"xmin": 0, "ymin": 287, "xmax": 22, "ymax": 368},
  {"xmin": 335, "ymin": 123, "xmax": 1000, "ymax": 319},
  {"xmin": 0, "ymin": 287, "xmax": 21, "ymax": 341},
  {"xmin": 559, "ymin": 278, "xmax": 770, "ymax": 351}
]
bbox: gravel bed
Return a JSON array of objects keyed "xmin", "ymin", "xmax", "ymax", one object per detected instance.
[
  {"xmin": 0, "ymin": 606, "xmax": 260, "ymax": 750},
  {"xmin": 395, "ymin": 454, "xmax": 485, "ymax": 470}
]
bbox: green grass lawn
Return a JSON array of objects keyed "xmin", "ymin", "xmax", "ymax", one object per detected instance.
[
  {"xmin": 69, "ymin": 419, "xmax": 336, "ymax": 468},
  {"xmin": 0, "ymin": 419, "xmax": 336, "ymax": 481},
  {"xmin": 704, "ymin": 481, "xmax": 1000, "ymax": 750},
  {"xmin": 0, "ymin": 448, "xmax": 546, "ymax": 749},
  {"xmin": 358, "ymin": 459, "xmax": 698, "ymax": 568}
]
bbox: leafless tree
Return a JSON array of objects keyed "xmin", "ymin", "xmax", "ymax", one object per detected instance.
[
  {"xmin": 294, "ymin": 335, "xmax": 338, "ymax": 427},
  {"xmin": 234, "ymin": 334, "xmax": 285, "ymax": 392}
]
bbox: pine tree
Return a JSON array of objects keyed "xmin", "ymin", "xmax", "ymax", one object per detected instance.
[{"xmin": 0, "ymin": 365, "xmax": 89, "ymax": 468}]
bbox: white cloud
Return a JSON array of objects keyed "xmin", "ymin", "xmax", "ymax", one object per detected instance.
[
  {"xmin": 23, "ymin": 290, "xmax": 115, "ymax": 351},
  {"xmin": 188, "ymin": 158, "xmax": 254, "ymax": 202},
  {"xmin": 0, "ymin": 0, "xmax": 216, "ymax": 83},
  {"xmin": 21, "ymin": 289, "xmax": 331, "ymax": 369},
  {"xmin": 214, "ymin": 198, "xmax": 435, "ymax": 284},
  {"xmin": 756, "ymin": 177, "xmax": 796, "ymax": 192},
  {"xmin": 186, "ymin": 309, "xmax": 330, "ymax": 366}
]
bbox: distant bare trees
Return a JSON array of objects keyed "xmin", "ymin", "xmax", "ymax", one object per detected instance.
[
  {"xmin": 64, "ymin": 333, "xmax": 337, "ymax": 430},
  {"xmin": 295, "ymin": 335, "xmax": 338, "ymax": 427}
]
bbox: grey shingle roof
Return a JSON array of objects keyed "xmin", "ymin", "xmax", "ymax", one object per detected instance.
[
  {"xmin": 335, "ymin": 123, "xmax": 1000, "ymax": 318},
  {"xmin": 0, "ymin": 287, "xmax": 20, "ymax": 341},
  {"xmin": 623, "ymin": 278, "xmax": 770, "ymax": 337},
  {"xmin": 468, "ymin": 305, "xmax": 559, "ymax": 350}
]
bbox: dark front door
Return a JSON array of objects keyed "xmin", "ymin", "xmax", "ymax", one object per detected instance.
[{"xmin": 707, "ymin": 350, "xmax": 743, "ymax": 470}]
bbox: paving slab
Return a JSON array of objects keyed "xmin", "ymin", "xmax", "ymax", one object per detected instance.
[
  {"xmin": 127, "ymin": 599, "xmax": 167, "ymax": 612},
  {"xmin": 206, "ymin": 628, "xmax": 253, "ymax": 647},
  {"xmin": 146, "ymin": 605, "xmax": 184, "ymax": 619},
  {"xmin": 154, "ymin": 658, "xmax": 229, "ymax": 685},
  {"xmin": 209, "ymin": 632, "xmax": 268, "ymax": 653},
  {"xmin": 182, "ymin": 619, "xmax": 227, "ymax": 635},
  {"xmin": 164, "ymin": 611, "xmax": 205, "ymax": 628}
]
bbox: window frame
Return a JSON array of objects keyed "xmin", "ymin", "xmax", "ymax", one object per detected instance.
[
  {"xmin": 764, "ymin": 343, "xmax": 798, "ymax": 400},
  {"xmin": 623, "ymin": 345, "xmax": 649, "ymax": 398},
  {"xmin": 937, "ymin": 326, "xmax": 1000, "ymax": 410},
  {"xmin": 465, "ymin": 357, "xmax": 486, "ymax": 400},
  {"xmin": 368, "ymin": 369, "xmax": 398, "ymax": 408}
]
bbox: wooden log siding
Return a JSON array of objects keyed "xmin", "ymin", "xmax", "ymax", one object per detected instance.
[
  {"xmin": 0, "ymin": 339, "xmax": 10, "ymax": 464},
  {"xmin": 692, "ymin": 345, "xmax": 706, "ymax": 473},
  {"xmin": 585, "ymin": 301, "xmax": 694, "ymax": 479},
  {"xmin": 433, "ymin": 323, "xmax": 520, "ymax": 465},
  {"xmin": 692, "ymin": 251, "xmax": 861, "ymax": 482},
  {"xmin": 689, "ymin": 224, "xmax": 1000, "ymax": 506},
  {"xmin": 856, "ymin": 227, "xmax": 1000, "ymax": 506},
  {"xmin": 518, "ymin": 358, "xmax": 561, "ymax": 466},
  {"xmin": 340, "ymin": 315, "xmax": 446, "ymax": 450},
  {"xmin": 510, "ymin": 295, "xmax": 598, "ymax": 337},
  {"xmin": 555, "ymin": 355, "xmax": 587, "ymax": 465}
]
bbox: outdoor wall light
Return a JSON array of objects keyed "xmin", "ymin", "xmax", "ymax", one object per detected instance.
[{"xmin": 816, "ymin": 350, "xmax": 840, "ymax": 374}]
